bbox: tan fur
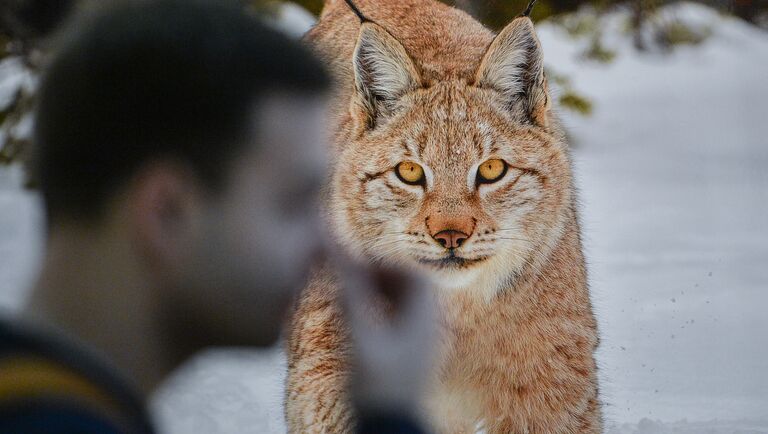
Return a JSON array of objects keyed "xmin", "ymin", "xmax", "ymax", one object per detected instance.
[{"xmin": 285, "ymin": 1, "xmax": 602, "ymax": 432}]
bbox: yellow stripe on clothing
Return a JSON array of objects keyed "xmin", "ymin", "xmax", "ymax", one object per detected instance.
[{"xmin": 0, "ymin": 355, "xmax": 117, "ymax": 410}]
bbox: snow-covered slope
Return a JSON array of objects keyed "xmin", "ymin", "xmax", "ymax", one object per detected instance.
[
  {"xmin": 0, "ymin": 165, "xmax": 40, "ymax": 311},
  {"xmin": 536, "ymin": 2, "xmax": 768, "ymax": 426},
  {"xmin": 0, "ymin": 2, "xmax": 766, "ymax": 433}
]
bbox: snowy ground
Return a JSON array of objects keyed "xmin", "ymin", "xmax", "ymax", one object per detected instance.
[
  {"xmin": 543, "ymin": 3, "xmax": 768, "ymax": 427},
  {"xmin": 1, "ymin": 2, "xmax": 766, "ymax": 433}
]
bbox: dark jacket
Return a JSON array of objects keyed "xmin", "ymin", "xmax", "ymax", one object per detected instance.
[
  {"xmin": 0, "ymin": 316, "xmax": 153, "ymax": 434},
  {"xmin": 0, "ymin": 316, "xmax": 427, "ymax": 434}
]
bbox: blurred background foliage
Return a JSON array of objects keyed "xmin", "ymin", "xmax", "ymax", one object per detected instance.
[
  {"xmin": 256, "ymin": 0, "xmax": 768, "ymax": 26},
  {"xmin": 1, "ymin": 0, "xmax": 766, "ymax": 166}
]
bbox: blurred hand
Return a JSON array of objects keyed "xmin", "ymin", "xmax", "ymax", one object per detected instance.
[{"xmin": 334, "ymin": 254, "xmax": 438, "ymax": 418}]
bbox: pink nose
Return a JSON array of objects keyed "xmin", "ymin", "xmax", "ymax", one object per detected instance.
[{"xmin": 433, "ymin": 230, "xmax": 469, "ymax": 250}]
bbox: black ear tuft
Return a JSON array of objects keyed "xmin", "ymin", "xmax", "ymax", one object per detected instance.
[
  {"xmin": 521, "ymin": 0, "xmax": 538, "ymax": 18},
  {"xmin": 343, "ymin": 0, "xmax": 372, "ymax": 23}
]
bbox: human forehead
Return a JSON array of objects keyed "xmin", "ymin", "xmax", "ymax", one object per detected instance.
[
  {"xmin": 252, "ymin": 91, "xmax": 328, "ymax": 166},
  {"xmin": 223, "ymin": 92, "xmax": 329, "ymax": 194},
  {"xmin": 223, "ymin": 92, "xmax": 326, "ymax": 187}
]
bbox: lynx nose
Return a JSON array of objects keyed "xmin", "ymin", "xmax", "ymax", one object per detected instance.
[{"xmin": 433, "ymin": 230, "xmax": 469, "ymax": 250}]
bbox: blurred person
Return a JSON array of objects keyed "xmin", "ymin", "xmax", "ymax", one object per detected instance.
[{"xmin": 0, "ymin": 0, "xmax": 435, "ymax": 433}]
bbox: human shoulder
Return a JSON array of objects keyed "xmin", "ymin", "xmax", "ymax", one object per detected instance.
[{"xmin": 0, "ymin": 315, "xmax": 154, "ymax": 434}]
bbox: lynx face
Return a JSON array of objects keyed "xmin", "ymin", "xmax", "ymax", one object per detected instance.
[{"xmin": 329, "ymin": 19, "xmax": 573, "ymax": 291}]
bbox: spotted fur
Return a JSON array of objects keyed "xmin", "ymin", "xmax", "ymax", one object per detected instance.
[{"xmin": 285, "ymin": 1, "xmax": 602, "ymax": 432}]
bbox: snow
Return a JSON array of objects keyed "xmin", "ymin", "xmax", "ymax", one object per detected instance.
[
  {"xmin": 0, "ymin": 165, "xmax": 41, "ymax": 311},
  {"xmin": 0, "ymin": 2, "xmax": 766, "ymax": 433},
  {"xmin": 0, "ymin": 57, "xmax": 27, "ymax": 110},
  {"xmin": 536, "ymin": 2, "xmax": 768, "ymax": 426},
  {"xmin": 266, "ymin": 2, "xmax": 317, "ymax": 38}
]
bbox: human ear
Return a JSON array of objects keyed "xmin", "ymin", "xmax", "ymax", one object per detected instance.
[{"xmin": 129, "ymin": 161, "xmax": 201, "ymax": 280}]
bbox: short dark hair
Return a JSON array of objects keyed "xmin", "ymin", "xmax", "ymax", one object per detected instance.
[{"xmin": 34, "ymin": 0, "xmax": 329, "ymax": 225}]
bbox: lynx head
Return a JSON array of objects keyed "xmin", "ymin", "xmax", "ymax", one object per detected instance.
[{"xmin": 328, "ymin": 11, "xmax": 574, "ymax": 294}]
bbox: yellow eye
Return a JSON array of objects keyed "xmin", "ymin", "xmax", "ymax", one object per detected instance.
[
  {"xmin": 395, "ymin": 161, "xmax": 425, "ymax": 185},
  {"xmin": 477, "ymin": 159, "xmax": 507, "ymax": 184}
]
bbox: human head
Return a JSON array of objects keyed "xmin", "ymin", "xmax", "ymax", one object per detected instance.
[{"xmin": 33, "ymin": 0, "xmax": 330, "ymax": 346}]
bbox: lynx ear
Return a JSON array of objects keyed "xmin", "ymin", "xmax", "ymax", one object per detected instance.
[
  {"xmin": 475, "ymin": 17, "xmax": 550, "ymax": 127},
  {"xmin": 352, "ymin": 22, "xmax": 420, "ymax": 128}
]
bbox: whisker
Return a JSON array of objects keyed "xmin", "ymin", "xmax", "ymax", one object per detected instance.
[
  {"xmin": 475, "ymin": 237, "xmax": 532, "ymax": 244},
  {"xmin": 494, "ymin": 237, "xmax": 532, "ymax": 243}
]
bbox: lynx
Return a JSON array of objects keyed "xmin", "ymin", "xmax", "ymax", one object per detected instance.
[{"xmin": 285, "ymin": 1, "xmax": 602, "ymax": 433}]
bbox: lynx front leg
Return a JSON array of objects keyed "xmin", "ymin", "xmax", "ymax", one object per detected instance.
[
  {"xmin": 284, "ymin": 362, "xmax": 351, "ymax": 434},
  {"xmin": 482, "ymin": 393, "xmax": 602, "ymax": 434},
  {"xmin": 479, "ymin": 357, "xmax": 602, "ymax": 434},
  {"xmin": 476, "ymin": 315, "xmax": 603, "ymax": 434},
  {"xmin": 285, "ymin": 270, "xmax": 354, "ymax": 434}
]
